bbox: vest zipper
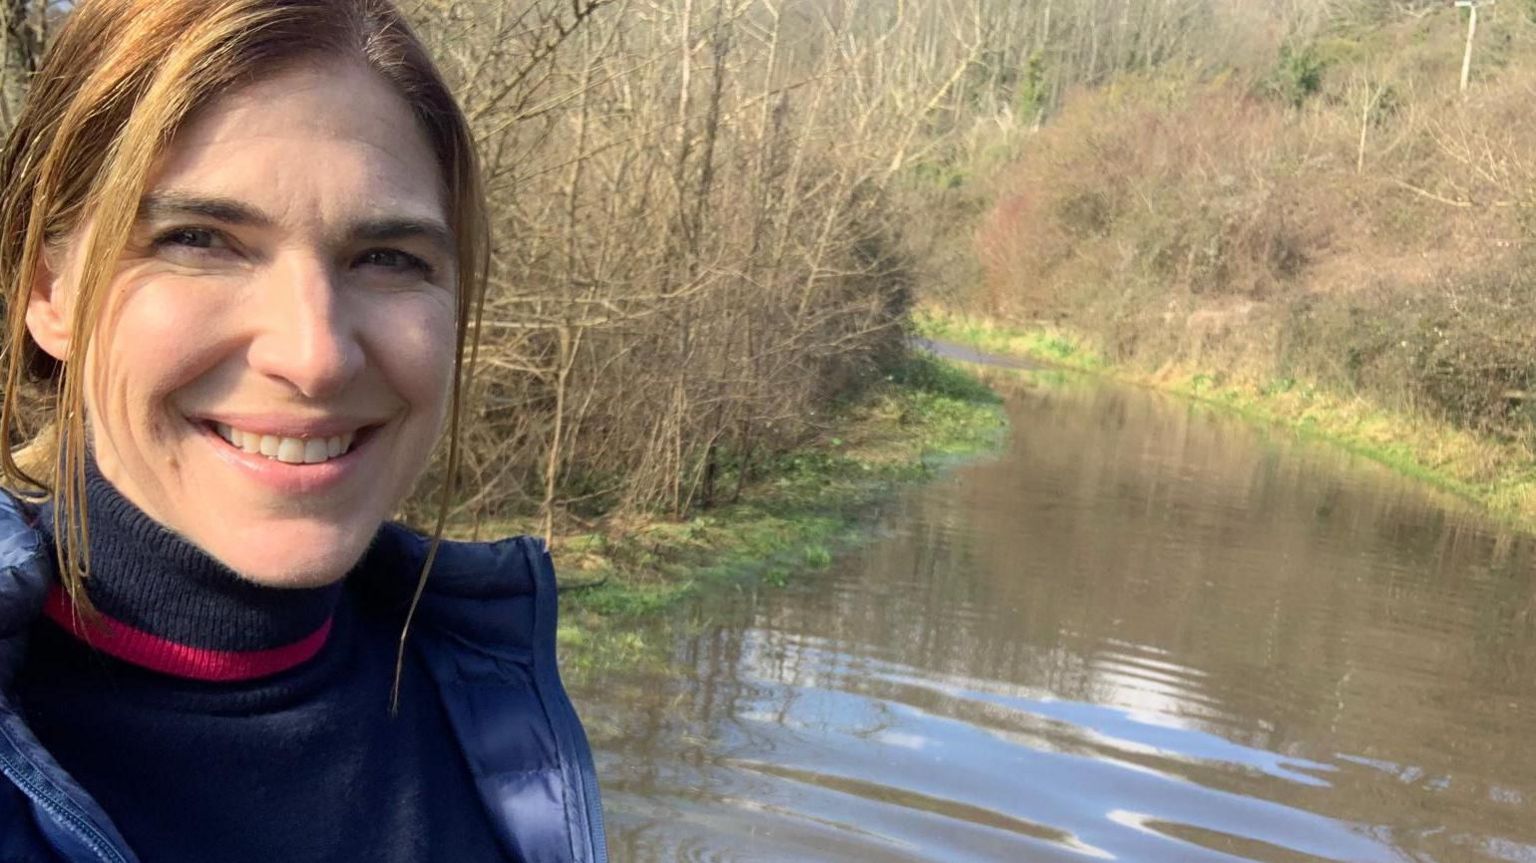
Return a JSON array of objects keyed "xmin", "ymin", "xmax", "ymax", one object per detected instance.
[
  {"xmin": 0, "ymin": 737, "xmax": 132, "ymax": 863},
  {"xmin": 523, "ymin": 537, "xmax": 609, "ymax": 863},
  {"xmin": 549, "ymin": 665, "xmax": 609, "ymax": 863}
]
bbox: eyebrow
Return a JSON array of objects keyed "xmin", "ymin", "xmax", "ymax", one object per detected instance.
[
  {"xmin": 139, "ymin": 192, "xmax": 269, "ymax": 227},
  {"xmin": 137, "ymin": 192, "xmax": 455, "ymax": 254},
  {"xmin": 352, "ymin": 218, "xmax": 455, "ymax": 256}
]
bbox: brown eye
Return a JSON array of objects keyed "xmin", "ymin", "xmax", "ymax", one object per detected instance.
[
  {"xmin": 356, "ymin": 248, "xmax": 432, "ymax": 276},
  {"xmin": 154, "ymin": 227, "xmax": 220, "ymax": 249}
]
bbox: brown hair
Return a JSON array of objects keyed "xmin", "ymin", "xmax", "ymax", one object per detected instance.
[{"xmin": 0, "ymin": 0, "xmax": 487, "ymax": 683}]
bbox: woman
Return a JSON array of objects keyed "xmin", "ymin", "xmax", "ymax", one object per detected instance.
[{"xmin": 0, "ymin": 1, "xmax": 605, "ymax": 861}]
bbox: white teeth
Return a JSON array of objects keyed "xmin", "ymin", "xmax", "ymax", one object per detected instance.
[
  {"xmin": 211, "ymin": 423, "xmax": 358, "ymax": 464},
  {"xmin": 276, "ymin": 437, "xmax": 305, "ymax": 464},
  {"xmin": 302, "ymin": 438, "xmax": 329, "ymax": 464}
]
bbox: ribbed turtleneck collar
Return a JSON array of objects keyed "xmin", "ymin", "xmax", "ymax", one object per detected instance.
[{"xmin": 34, "ymin": 459, "xmax": 344, "ymax": 679}]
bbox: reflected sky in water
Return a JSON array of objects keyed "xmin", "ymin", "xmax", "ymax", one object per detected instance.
[{"xmin": 569, "ymin": 368, "xmax": 1536, "ymax": 862}]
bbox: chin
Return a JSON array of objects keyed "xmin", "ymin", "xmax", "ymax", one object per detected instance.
[{"xmin": 204, "ymin": 518, "xmax": 382, "ymax": 588}]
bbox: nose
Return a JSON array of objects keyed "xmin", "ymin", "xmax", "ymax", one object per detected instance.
[{"xmin": 245, "ymin": 253, "xmax": 363, "ymax": 400}]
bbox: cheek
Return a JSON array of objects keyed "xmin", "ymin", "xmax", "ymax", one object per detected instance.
[
  {"xmin": 368, "ymin": 295, "xmax": 457, "ymax": 420},
  {"xmin": 87, "ymin": 276, "xmax": 233, "ymax": 428}
]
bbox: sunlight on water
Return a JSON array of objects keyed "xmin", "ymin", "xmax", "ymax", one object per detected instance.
[{"xmin": 571, "ymin": 370, "xmax": 1536, "ymax": 862}]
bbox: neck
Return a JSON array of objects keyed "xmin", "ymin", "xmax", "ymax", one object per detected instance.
[{"xmin": 36, "ymin": 462, "xmax": 343, "ymax": 681}]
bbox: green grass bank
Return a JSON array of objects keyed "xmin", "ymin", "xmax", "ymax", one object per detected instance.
[
  {"xmin": 917, "ymin": 307, "xmax": 1536, "ymax": 528},
  {"xmin": 506, "ymin": 353, "xmax": 1006, "ymax": 675}
]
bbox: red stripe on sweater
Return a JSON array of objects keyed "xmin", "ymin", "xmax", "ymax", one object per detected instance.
[{"xmin": 42, "ymin": 586, "xmax": 332, "ymax": 682}]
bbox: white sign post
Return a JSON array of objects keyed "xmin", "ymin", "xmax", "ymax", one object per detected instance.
[{"xmin": 1457, "ymin": 0, "xmax": 1494, "ymax": 94}]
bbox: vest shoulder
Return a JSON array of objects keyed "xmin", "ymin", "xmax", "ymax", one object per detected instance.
[
  {"xmin": 360, "ymin": 523, "xmax": 553, "ymax": 611},
  {"xmin": 0, "ymin": 491, "xmax": 50, "ymax": 642},
  {"xmin": 366, "ymin": 526, "xmax": 557, "ymax": 672},
  {"xmin": 0, "ymin": 491, "xmax": 45, "ymax": 576}
]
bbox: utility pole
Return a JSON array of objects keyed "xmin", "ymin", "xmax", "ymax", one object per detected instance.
[{"xmin": 1457, "ymin": 0, "xmax": 1493, "ymax": 94}]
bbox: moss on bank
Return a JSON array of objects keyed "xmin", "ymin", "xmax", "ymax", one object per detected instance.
[
  {"xmin": 491, "ymin": 353, "xmax": 1004, "ymax": 675},
  {"xmin": 916, "ymin": 306, "xmax": 1536, "ymax": 527}
]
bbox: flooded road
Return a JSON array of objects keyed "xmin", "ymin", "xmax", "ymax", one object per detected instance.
[{"xmin": 567, "ymin": 360, "xmax": 1536, "ymax": 862}]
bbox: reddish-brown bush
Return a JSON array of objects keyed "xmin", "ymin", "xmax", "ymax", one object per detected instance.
[{"xmin": 972, "ymin": 14, "xmax": 1536, "ymax": 443}]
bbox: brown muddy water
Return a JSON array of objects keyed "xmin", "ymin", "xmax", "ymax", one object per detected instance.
[{"xmin": 566, "ymin": 359, "xmax": 1536, "ymax": 862}]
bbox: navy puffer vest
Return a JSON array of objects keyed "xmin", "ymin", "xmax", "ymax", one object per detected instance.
[{"xmin": 0, "ymin": 492, "xmax": 607, "ymax": 863}]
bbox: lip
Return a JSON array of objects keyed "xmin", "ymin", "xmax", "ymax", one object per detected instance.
[
  {"xmin": 197, "ymin": 413, "xmax": 380, "ymax": 438},
  {"xmin": 196, "ymin": 418, "xmax": 376, "ymax": 495}
]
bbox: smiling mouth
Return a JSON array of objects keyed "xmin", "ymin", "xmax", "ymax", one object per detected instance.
[{"xmin": 206, "ymin": 422, "xmax": 370, "ymax": 465}]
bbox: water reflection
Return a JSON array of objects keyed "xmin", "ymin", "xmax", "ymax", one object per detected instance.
[{"xmin": 569, "ymin": 370, "xmax": 1536, "ymax": 862}]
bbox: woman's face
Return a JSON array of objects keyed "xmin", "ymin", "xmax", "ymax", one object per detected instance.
[{"xmin": 27, "ymin": 60, "xmax": 458, "ymax": 587}]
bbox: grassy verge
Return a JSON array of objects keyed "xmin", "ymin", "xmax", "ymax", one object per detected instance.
[
  {"xmin": 916, "ymin": 306, "xmax": 1536, "ymax": 527},
  {"xmin": 515, "ymin": 352, "xmax": 1005, "ymax": 676},
  {"xmin": 917, "ymin": 308, "xmax": 1108, "ymax": 373}
]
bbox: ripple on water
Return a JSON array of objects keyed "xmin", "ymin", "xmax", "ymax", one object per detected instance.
[
  {"xmin": 588, "ymin": 628, "xmax": 1410, "ymax": 861},
  {"xmin": 573, "ymin": 372, "xmax": 1536, "ymax": 861}
]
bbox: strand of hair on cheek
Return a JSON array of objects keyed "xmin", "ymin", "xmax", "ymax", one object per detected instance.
[
  {"xmin": 389, "ymin": 347, "xmax": 469, "ymax": 716},
  {"xmin": 389, "ymin": 193, "xmax": 486, "ymax": 715}
]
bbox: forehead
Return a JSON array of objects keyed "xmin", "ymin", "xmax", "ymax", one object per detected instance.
[{"xmin": 147, "ymin": 60, "xmax": 446, "ymax": 225}]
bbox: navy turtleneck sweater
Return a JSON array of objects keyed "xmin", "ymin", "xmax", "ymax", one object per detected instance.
[{"xmin": 11, "ymin": 466, "xmax": 507, "ymax": 862}]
